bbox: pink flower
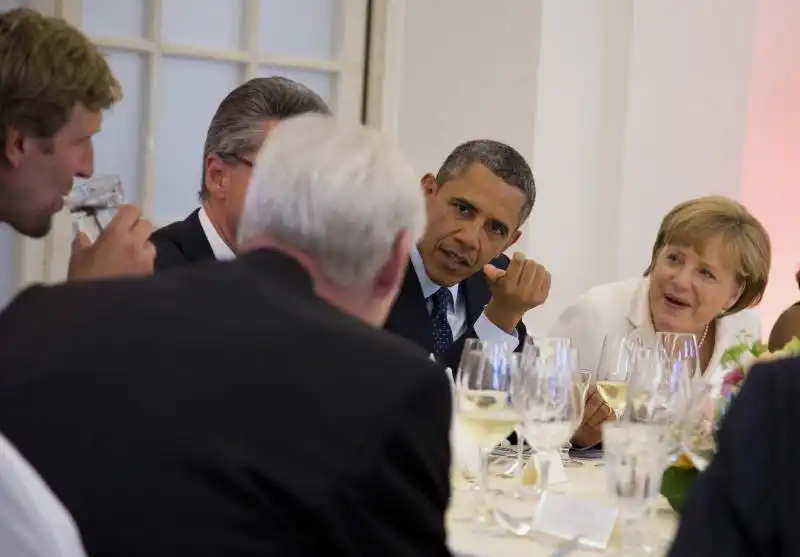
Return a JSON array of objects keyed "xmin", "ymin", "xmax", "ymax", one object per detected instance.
[{"xmin": 721, "ymin": 367, "xmax": 745, "ymax": 396}]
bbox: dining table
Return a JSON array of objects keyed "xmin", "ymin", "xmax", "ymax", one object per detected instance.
[{"xmin": 447, "ymin": 460, "xmax": 678, "ymax": 556}]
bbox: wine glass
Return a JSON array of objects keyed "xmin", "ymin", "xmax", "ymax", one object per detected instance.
[
  {"xmin": 64, "ymin": 175, "xmax": 124, "ymax": 240},
  {"xmin": 594, "ymin": 335, "xmax": 638, "ymax": 421},
  {"xmin": 656, "ymin": 332, "xmax": 700, "ymax": 378},
  {"xmin": 681, "ymin": 382, "xmax": 727, "ymax": 471},
  {"xmin": 516, "ymin": 347, "xmax": 583, "ymax": 498},
  {"xmin": 455, "ymin": 348, "xmax": 523, "ymax": 529}
]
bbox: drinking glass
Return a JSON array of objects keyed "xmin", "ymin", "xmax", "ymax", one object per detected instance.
[
  {"xmin": 604, "ymin": 420, "xmax": 670, "ymax": 555},
  {"xmin": 681, "ymin": 382, "xmax": 727, "ymax": 471},
  {"xmin": 64, "ymin": 175, "xmax": 124, "ymax": 240},
  {"xmin": 594, "ymin": 335, "xmax": 638, "ymax": 421},
  {"xmin": 656, "ymin": 332, "xmax": 700, "ymax": 378},
  {"xmin": 456, "ymin": 349, "xmax": 523, "ymax": 528},
  {"xmin": 516, "ymin": 347, "xmax": 583, "ymax": 497}
]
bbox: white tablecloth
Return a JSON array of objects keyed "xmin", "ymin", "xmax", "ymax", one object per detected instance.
[{"xmin": 447, "ymin": 463, "xmax": 677, "ymax": 556}]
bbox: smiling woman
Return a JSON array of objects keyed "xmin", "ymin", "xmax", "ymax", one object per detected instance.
[{"xmin": 550, "ymin": 195, "xmax": 771, "ymax": 448}]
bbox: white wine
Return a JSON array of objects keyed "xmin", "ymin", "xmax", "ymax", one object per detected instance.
[
  {"xmin": 596, "ymin": 380, "xmax": 627, "ymax": 416},
  {"xmin": 457, "ymin": 390, "xmax": 520, "ymax": 449}
]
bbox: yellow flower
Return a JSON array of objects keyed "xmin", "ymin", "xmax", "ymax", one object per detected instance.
[{"xmin": 672, "ymin": 453, "xmax": 695, "ymax": 469}]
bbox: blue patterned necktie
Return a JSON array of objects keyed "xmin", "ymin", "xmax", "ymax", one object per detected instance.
[{"xmin": 430, "ymin": 287, "xmax": 454, "ymax": 357}]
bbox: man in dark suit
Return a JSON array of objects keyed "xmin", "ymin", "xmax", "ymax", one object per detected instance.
[
  {"xmin": 385, "ymin": 140, "xmax": 551, "ymax": 371},
  {"xmin": 0, "ymin": 114, "xmax": 451, "ymax": 557},
  {"xmin": 667, "ymin": 359, "xmax": 800, "ymax": 556},
  {"xmin": 150, "ymin": 76, "xmax": 331, "ymax": 271}
]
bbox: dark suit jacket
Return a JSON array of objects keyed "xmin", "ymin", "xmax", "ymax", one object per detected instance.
[
  {"xmin": 150, "ymin": 208, "xmax": 215, "ymax": 271},
  {"xmin": 668, "ymin": 359, "xmax": 800, "ymax": 557},
  {"xmin": 0, "ymin": 250, "xmax": 452, "ymax": 557},
  {"xmin": 385, "ymin": 253, "xmax": 527, "ymax": 372}
]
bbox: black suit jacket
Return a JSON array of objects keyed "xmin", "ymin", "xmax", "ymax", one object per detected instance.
[
  {"xmin": 150, "ymin": 208, "xmax": 215, "ymax": 271},
  {"xmin": 0, "ymin": 251, "xmax": 452, "ymax": 557},
  {"xmin": 668, "ymin": 359, "xmax": 800, "ymax": 557},
  {"xmin": 385, "ymin": 253, "xmax": 527, "ymax": 371}
]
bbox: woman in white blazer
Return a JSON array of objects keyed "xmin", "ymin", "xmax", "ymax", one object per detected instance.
[{"xmin": 552, "ymin": 196, "xmax": 771, "ymax": 447}]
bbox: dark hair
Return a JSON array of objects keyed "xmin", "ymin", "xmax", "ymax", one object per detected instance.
[
  {"xmin": 436, "ymin": 139, "xmax": 536, "ymax": 223},
  {"xmin": 199, "ymin": 76, "xmax": 331, "ymax": 199}
]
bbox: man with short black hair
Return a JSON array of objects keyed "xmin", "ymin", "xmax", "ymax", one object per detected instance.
[
  {"xmin": 150, "ymin": 76, "xmax": 331, "ymax": 270},
  {"xmin": 385, "ymin": 139, "xmax": 550, "ymax": 371}
]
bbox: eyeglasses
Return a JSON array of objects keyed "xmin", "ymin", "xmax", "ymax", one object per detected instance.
[{"xmin": 217, "ymin": 152, "xmax": 253, "ymax": 168}]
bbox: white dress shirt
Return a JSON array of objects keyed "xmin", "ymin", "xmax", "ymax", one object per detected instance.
[
  {"xmin": 409, "ymin": 247, "xmax": 517, "ymax": 345},
  {"xmin": 0, "ymin": 433, "xmax": 87, "ymax": 557},
  {"xmin": 198, "ymin": 206, "xmax": 235, "ymax": 260}
]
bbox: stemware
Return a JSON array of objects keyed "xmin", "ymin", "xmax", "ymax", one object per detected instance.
[
  {"xmin": 594, "ymin": 335, "xmax": 638, "ymax": 421},
  {"xmin": 681, "ymin": 382, "xmax": 727, "ymax": 471},
  {"xmin": 455, "ymin": 348, "xmax": 522, "ymax": 529},
  {"xmin": 515, "ymin": 347, "xmax": 583, "ymax": 499},
  {"xmin": 656, "ymin": 332, "xmax": 700, "ymax": 377}
]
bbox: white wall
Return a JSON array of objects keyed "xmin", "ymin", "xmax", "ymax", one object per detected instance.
[{"xmin": 383, "ymin": 0, "xmax": 799, "ymax": 335}]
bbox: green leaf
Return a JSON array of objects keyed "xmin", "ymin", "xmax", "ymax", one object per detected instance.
[
  {"xmin": 720, "ymin": 343, "xmax": 748, "ymax": 366},
  {"xmin": 782, "ymin": 337, "xmax": 800, "ymax": 355},
  {"xmin": 661, "ymin": 466, "xmax": 700, "ymax": 514}
]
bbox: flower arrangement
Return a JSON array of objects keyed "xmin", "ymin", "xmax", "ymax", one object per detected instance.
[{"xmin": 661, "ymin": 334, "xmax": 800, "ymax": 513}]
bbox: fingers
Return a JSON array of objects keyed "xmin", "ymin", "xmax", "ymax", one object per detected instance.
[
  {"xmin": 130, "ymin": 216, "xmax": 153, "ymax": 247},
  {"xmin": 104, "ymin": 204, "xmax": 142, "ymax": 235},
  {"xmin": 482, "ymin": 264, "xmax": 505, "ymax": 283},
  {"xmin": 502, "ymin": 252, "xmax": 526, "ymax": 285},
  {"xmin": 71, "ymin": 232, "xmax": 91, "ymax": 252}
]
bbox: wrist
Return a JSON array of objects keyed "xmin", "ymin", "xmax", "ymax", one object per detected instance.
[{"xmin": 484, "ymin": 300, "xmax": 523, "ymax": 334}]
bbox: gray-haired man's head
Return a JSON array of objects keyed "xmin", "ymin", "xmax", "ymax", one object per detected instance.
[
  {"xmin": 198, "ymin": 76, "xmax": 330, "ymax": 251},
  {"xmin": 417, "ymin": 139, "xmax": 536, "ymax": 286}
]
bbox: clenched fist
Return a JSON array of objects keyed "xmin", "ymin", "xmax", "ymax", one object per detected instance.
[
  {"xmin": 482, "ymin": 252, "xmax": 551, "ymax": 332},
  {"xmin": 68, "ymin": 204, "xmax": 156, "ymax": 281}
]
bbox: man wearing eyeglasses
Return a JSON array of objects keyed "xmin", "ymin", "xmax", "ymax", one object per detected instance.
[{"xmin": 150, "ymin": 77, "xmax": 331, "ymax": 270}]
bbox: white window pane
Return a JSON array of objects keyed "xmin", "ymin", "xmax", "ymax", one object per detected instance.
[
  {"xmin": 257, "ymin": 66, "xmax": 335, "ymax": 111},
  {"xmin": 0, "ymin": 0, "xmax": 23, "ymax": 10},
  {"xmin": 0, "ymin": 225, "xmax": 15, "ymax": 310},
  {"xmin": 155, "ymin": 57, "xmax": 242, "ymax": 220},
  {"xmin": 259, "ymin": 0, "xmax": 339, "ymax": 60},
  {"xmin": 93, "ymin": 50, "xmax": 146, "ymax": 205},
  {"xmin": 82, "ymin": 0, "xmax": 149, "ymax": 39},
  {"xmin": 162, "ymin": 0, "xmax": 245, "ymax": 51}
]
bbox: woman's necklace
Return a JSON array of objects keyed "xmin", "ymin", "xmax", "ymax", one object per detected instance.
[{"xmin": 698, "ymin": 323, "xmax": 710, "ymax": 348}]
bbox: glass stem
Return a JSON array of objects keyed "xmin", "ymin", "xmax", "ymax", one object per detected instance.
[{"xmin": 474, "ymin": 447, "xmax": 491, "ymax": 523}]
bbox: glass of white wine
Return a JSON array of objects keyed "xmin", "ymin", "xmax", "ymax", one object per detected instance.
[
  {"xmin": 456, "ymin": 347, "xmax": 522, "ymax": 528},
  {"xmin": 594, "ymin": 335, "xmax": 639, "ymax": 421}
]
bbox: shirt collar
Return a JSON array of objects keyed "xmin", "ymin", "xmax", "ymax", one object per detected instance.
[
  {"xmin": 410, "ymin": 246, "xmax": 460, "ymax": 306},
  {"xmin": 198, "ymin": 206, "xmax": 235, "ymax": 261}
]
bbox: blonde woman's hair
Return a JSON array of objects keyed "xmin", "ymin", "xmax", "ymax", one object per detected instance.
[
  {"xmin": 0, "ymin": 8, "xmax": 121, "ymax": 153},
  {"xmin": 645, "ymin": 195, "xmax": 771, "ymax": 315}
]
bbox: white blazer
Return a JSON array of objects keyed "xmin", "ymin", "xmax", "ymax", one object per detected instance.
[{"xmin": 550, "ymin": 276, "xmax": 761, "ymax": 384}]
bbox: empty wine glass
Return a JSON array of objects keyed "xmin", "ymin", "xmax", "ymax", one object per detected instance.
[
  {"xmin": 656, "ymin": 332, "xmax": 700, "ymax": 377},
  {"xmin": 681, "ymin": 382, "xmax": 727, "ymax": 471},
  {"xmin": 516, "ymin": 347, "xmax": 583, "ymax": 499},
  {"xmin": 456, "ymin": 348, "xmax": 523, "ymax": 530}
]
